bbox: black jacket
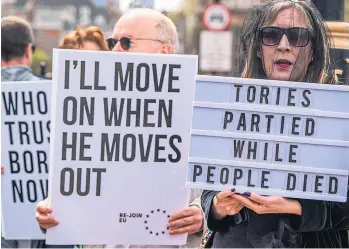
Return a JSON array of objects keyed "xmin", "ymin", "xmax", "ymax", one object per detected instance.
[{"xmin": 201, "ymin": 189, "xmax": 349, "ymax": 248}]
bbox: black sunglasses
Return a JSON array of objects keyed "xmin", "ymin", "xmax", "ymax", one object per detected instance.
[
  {"xmin": 32, "ymin": 44, "xmax": 36, "ymax": 54},
  {"xmin": 106, "ymin": 37, "xmax": 165, "ymax": 51},
  {"xmin": 260, "ymin": 27, "xmax": 312, "ymax": 47}
]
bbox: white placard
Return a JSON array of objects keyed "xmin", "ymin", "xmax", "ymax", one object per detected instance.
[
  {"xmin": 186, "ymin": 76, "xmax": 349, "ymax": 202},
  {"xmin": 199, "ymin": 31, "xmax": 233, "ymax": 72},
  {"xmin": 46, "ymin": 49, "xmax": 198, "ymax": 245},
  {"xmin": 1, "ymin": 81, "xmax": 51, "ymax": 239}
]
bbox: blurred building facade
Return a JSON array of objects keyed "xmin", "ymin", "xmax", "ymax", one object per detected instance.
[
  {"xmin": 1, "ymin": 0, "xmax": 121, "ymax": 57},
  {"xmin": 2, "ymin": 0, "xmax": 348, "ymax": 81},
  {"xmin": 174, "ymin": 0, "xmax": 348, "ymax": 82}
]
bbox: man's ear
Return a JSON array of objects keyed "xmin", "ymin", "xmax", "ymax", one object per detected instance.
[
  {"xmin": 24, "ymin": 45, "xmax": 31, "ymax": 59},
  {"xmin": 257, "ymin": 49, "xmax": 262, "ymax": 59},
  {"xmin": 160, "ymin": 44, "xmax": 173, "ymax": 54}
]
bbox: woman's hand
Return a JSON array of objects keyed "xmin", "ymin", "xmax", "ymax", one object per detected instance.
[
  {"xmin": 212, "ymin": 188, "xmax": 244, "ymax": 219},
  {"xmin": 232, "ymin": 192, "xmax": 302, "ymax": 215}
]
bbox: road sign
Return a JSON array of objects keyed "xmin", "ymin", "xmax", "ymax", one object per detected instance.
[
  {"xmin": 199, "ymin": 30, "xmax": 233, "ymax": 72},
  {"xmin": 202, "ymin": 3, "xmax": 232, "ymax": 31}
]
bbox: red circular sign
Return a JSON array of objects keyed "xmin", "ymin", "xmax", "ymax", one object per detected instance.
[{"xmin": 202, "ymin": 3, "xmax": 232, "ymax": 31}]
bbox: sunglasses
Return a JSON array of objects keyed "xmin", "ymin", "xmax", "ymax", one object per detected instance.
[
  {"xmin": 260, "ymin": 27, "xmax": 312, "ymax": 47},
  {"xmin": 106, "ymin": 37, "xmax": 165, "ymax": 51}
]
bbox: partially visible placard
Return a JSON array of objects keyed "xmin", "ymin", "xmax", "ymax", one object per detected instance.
[
  {"xmin": 187, "ymin": 76, "xmax": 349, "ymax": 202},
  {"xmin": 1, "ymin": 81, "xmax": 51, "ymax": 239}
]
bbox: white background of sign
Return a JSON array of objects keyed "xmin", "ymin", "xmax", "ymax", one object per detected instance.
[
  {"xmin": 187, "ymin": 76, "xmax": 349, "ymax": 202},
  {"xmin": 46, "ymin": 50, "xmax": 197, "ymax": 245},
  {"xmin": 199, "ymin": 31, "xmax": 232, "ymax": 72},
  {"xmin": 1, "ymin": 81, "xmax": 51, "ymax": 239}
]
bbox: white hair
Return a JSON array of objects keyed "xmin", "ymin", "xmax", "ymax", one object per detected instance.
[{"xmin": 123, "ymin": 8, "xmax": 180, "ymax": 53}]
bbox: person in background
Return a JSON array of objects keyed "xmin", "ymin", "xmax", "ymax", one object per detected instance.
[
  {"xmin": 58, "ymin": 26, "xmax": 109, "ymax": 51},
  {"xmin": 1, "ymin": 15, "xmax": 40, "ymax": 82},
  {"xmin": 35, "ymin": 8, "xmax": 205, "ymax": 248},
  {"xmin": 1, "ymin": 15, "xmax": 72, "ymax": 249},
  {"xmin": 201, "ymin": 1, "xmax": 349, "ymax": 248},
  {"xmin": 1, "ymin": 15, "xmax": 42, "ymax": 249},
  {"xmin": 38, "ymin": 26, "xmax": 109, "ymax": 80}
]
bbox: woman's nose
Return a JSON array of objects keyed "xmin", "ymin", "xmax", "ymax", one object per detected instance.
[{"xmin": 277, "ymin": 34, "xmax": 291, "ymax": 51}]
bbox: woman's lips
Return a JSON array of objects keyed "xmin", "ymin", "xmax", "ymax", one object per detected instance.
[{"xmin": 274, "ymin": 63, "xmax": 291, "ymax": 69}]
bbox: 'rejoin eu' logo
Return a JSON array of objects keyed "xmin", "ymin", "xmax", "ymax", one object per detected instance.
[
  {"xmin": 119, "ymin": 209, "xmax": 169, "ymax": 236},
  {"xmin": 144, "ymin": 209, "xmax": 169, "ymax": 236}
]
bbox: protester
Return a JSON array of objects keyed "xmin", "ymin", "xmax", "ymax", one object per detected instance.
[
  {"xmin": 1, "ymin": 15, "xmax": 43, "ymax": 249},
  {"xmin": 201, "ymin": 1, "xmax": 349, "ymax": 248},
  {"xmin": 58, "ymin": 26, "xmax": 109, "ymax": 51},
  {"xmin": 1, "ymin": 15, "xmax": 72, "ymax": 249},
  {"xmin": 1, "ymin": 15, "xmax": 40, "ymax": 82},
  {"xmin": 35, "ymin": 8, "xmax": 205, "ymax": 248}
]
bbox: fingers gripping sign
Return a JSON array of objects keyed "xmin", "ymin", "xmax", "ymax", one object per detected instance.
[
  {"xmin": 167, "ymin": 205, "xmax": 204, "ymax": 235},
  {"xmin": 212, "ymin": 188, "xmax": 244, "ymax": 219},
  {"xmin": 35, "ymin": 199, "xmax": 59, "ymax": 230},
  {"xmin": 231, "ymin": 192, "xmax": 302, "ymax": 215}
]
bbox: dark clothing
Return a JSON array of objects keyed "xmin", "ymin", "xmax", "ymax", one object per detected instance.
[
  {"xmin": 211, "ymin": 223, "xmax": 252, "ymax": 248},
  {"xmin": 201, "ymin": 190, "xmax": 349, "ymax": 248}
]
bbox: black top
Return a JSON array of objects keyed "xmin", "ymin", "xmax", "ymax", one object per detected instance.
[{"xmin": 201, "ymin": 190, "xmax": 349, "ymax": 248}]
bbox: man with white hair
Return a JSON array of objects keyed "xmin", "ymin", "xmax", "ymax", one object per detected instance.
[
  {"xmin": 107, "ymin": 8, "xmax": 179, "ymax": 54},
  {"xmin": 35, "ymin": 8, "xmax": 205, "ymax": 248}
]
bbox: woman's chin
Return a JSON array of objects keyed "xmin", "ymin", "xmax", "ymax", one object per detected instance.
[{"xmin": 269, "ymin": 73, "xmax": 292, "ymax": 81}]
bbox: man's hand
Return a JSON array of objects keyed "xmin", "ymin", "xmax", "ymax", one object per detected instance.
[
  {"xmin": 35, "ymin": 199, "xmax": 59, "ymax": 230},
  {"xmin": 167, "ymin": 205, "xmax": 204, "ymax": 235},
  {"xmin": 1, "ymin": 165, "xmax": 4, "ymax": 175},
  {"xmin": 232, "ymin": 192, "xmax": 302, "ymax": 215}
]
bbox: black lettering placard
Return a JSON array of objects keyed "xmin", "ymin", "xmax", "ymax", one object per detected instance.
[
  {"xmin": 1, "ymin": 81, "xmax": 51, "ymax": 239},
  {"xmin": 187, "ymin": 76, "xmax": 349, "ymax": 202},
  {"xmin": 46, "ymin": 49, "xmax": 197, "ymax": 245}
]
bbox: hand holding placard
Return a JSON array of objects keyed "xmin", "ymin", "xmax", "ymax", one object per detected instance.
[
  {"xmin": 35, "ymin": 199, "xmax": 59, "ymax": 230},
  {"xmin": 211, "ymin": 189, "xmax": 243, "ymax": 219},
  {"xmin": 231, "ymin": 192, "xmax": 302, "ymax": 215}
]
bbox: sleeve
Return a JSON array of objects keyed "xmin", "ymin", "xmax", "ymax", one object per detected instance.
[
  {"xmin": 1, "ymin": 237, "xmax": 17, "ymax": 248},
  {"xmin": 188, "ymin": 190, "xmax": 207, "ymax": 237},
  {"xmin": 201, "ymin": 190, "xmax": 248, "ymax": 232},
  {"xmin": 283, "ymin": 188, "xmax": 349, "ymax": 232},
  {"xmin": 40, "ymin": 227, "xmax": 47, "ymax": 234}
]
